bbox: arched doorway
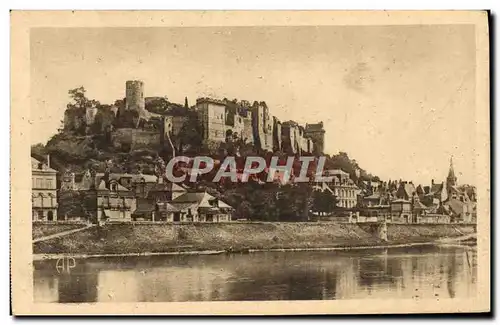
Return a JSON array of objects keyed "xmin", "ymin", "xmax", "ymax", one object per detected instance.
[{"xmin": 47, "ymin": 211, "xmax": 54, "ymax": 221}]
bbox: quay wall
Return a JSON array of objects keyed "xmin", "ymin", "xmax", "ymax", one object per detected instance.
[{"xmin": 33, "ymin": 222, "xmax": 476, "ymax": 255}]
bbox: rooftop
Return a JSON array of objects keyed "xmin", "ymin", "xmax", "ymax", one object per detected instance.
[
  {"xmin": 305, "ymin": 122, "xmax": 325, "ymax": 132},
  {"xmin": 31, "ymin": 157, "xmax": 57, "ymax": 173}
]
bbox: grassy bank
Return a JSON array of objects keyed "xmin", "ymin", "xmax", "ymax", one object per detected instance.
[
  {"xmin": 32, "ymin": 223, "xmax": 87, "ymax": 240},
  {"xmin": 33, "ymin": 222, "xmax": 476, "ymax": 255}
]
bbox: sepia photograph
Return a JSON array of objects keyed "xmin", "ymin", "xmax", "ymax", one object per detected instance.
[{"xmin": 10, "ymin": 10, "xmax": 490, "ymax": 315}]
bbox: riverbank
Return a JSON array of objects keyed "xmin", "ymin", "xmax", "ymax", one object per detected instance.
[
  {"xmin": 32, "ymin": 222, "xmax": 87, "ymax": 240},
  {"xmin": 33, "ymin": 222, "xmax": 476, "ymax": 258}
]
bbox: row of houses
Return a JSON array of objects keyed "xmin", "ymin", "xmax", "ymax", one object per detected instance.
[
  {"xmin": 356, "ymin": 158, "xmax": 477, "ymax": 224},
  {"xmin": 31, "ymin": 156, "xmax": 234, "ymax": 223},
  {"xmin": 32, "ymin": 153, "xmax": 477, "ymax": 225}
]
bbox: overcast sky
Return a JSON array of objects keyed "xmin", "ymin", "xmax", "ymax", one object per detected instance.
[{"xmin": 30, "ymin": 25, "xmax": 476, "ymax": 185}]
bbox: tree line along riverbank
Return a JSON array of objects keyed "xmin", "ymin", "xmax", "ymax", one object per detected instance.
[{"xmin": 33, "ymin": 222, "xmax": 476, "ymax": 256}]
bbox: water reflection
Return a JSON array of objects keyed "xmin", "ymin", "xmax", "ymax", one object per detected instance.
[{"xmin": 33, "ymin": 246, "xmax": 477, "ymax": 303}]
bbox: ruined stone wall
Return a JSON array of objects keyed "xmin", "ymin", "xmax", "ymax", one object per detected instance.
[
  {"xmin": 252, "ymin": 103, "xmax": 274, "ymax": 151},
  {"xmin": 112, "ymin": 128, "xmax": 160, "ymax": 151},
  {"xmin": 273, "ymin": 119, "xmax": 282, "ymax": 152},
  {"xmin": 294, "ymin": 127, "xmax": 304, "ymax": 154},
  {"xmin": 241, "ymin": 113, "xmax": 254, "ymax": 144},
  {"xmin": 85, "ymin": 106, "xmax": 98, "ymax": 125},
  {"xmin": 281, "ymin": 124, "xmax": 297, "ymax": 154},
  {"xmin": 307, "ymin": 138, "xmax": 314, "ymax": 153},
  {"xmin": 263, "ymin": 123, "xmax": 274, "ymax": 152}
]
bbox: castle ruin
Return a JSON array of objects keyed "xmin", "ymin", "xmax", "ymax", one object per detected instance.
[{"xmin": 63, "ymin": 80, "xmax": 326, "ymax": 154}]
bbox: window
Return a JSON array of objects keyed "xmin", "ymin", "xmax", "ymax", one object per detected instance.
[
  {"xmin": 111, "ymin": 183, "xmax": 117, "ymax": 192},
  {"xmin": 35, "ymin": 178, "xmax": 42, "ymax": 189},
  {"xmin": 46, "ymin": 179, "xmax": 53, "ymax": 189}
]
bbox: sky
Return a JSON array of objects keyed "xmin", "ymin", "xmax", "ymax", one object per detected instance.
[{"xmin": 30, "ymin": 25, "xmax": 477, "ymax": 185}]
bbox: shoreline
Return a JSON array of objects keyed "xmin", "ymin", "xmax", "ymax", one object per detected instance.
[{"xmin": 32, "ymin": 237, "xmax": 475, "ymax": 261}]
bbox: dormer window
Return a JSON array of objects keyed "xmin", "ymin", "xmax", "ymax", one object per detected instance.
[{"xmin": 110, "ymin": 183, "xmax": 118, "ymax": 192}]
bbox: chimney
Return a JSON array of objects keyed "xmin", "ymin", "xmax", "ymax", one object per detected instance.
[
  {"xmin": 431, "ymin": 179, "xmax": 434, "ymax": 186},
  {"xmin": 46, "ymin": 154, "xmax": 50, "ymax": 168},
  {"xmin": 70, "ymin": 172, "xmax": 76, "ymax": 190}
]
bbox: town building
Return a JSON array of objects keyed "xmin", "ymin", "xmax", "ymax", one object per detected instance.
[
  {"xmin": 390, "ymin": 199, "xmax": 414, "ymax": 223},
  {"xmin": 58, "ymin": 170, "xmax": 137, "ymax": 222},
  {"xmin": 133, "ymin": 188, "xmax": 234, "ymax": 222},
  {"xmin": 168, "ymin": 191, "xmax": 233, "ymax": 222},
  {"xmin": 31, "ymin": 156, "xmax": 58, "ymax": 221},
  {"xmin": 357, "ymin": 205, "xmax": 391, "ymax": 222},
  {"xmin": 395, "ymin": 181, "xmax": 417, "ymax": 201},
  {"xmin": 132, "ymin": 181, "xmax": 188, "ymax": 221},
  {"xmin": 323, "ymin": 169, "xmax": 360, "ymax": 209},
  {"xmin": 382, "ymin": 156, "xmax": 477, "ymax": 224}
]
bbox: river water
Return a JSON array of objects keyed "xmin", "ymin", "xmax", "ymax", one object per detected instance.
[{"xmin": 33, "ymin": 245, "xmax": 476, "ymax": 302}]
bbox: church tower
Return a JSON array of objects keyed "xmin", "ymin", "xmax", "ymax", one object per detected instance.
[{"xmin": 446, "ymin": 156, "xmax": 457, "ymax": 188}]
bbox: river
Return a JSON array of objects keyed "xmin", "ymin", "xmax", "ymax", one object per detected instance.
[{"xmin": 33, "ymin": 245, "xmax": 477, "ymax": 302}]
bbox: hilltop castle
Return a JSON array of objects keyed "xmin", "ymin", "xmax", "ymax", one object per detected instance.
[{"xmin": 64, "ymin": 80, "xmax": 326, "ymax": 155}]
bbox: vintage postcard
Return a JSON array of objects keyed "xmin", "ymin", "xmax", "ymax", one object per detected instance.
[{"xmin": 10, "ymin": 11, "xmax": 490, "ymax": 315}]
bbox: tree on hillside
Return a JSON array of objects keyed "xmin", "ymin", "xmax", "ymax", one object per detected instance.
[
  {"xmin": 145, "ymin": 97, "xmax": 170, "ymax": 114},
  {"xmin": 324, "ymin": 191, "xmax": 338, "ymax": 215},
  {"xmin": 68, "ymin": 87, "xmax": 98, "ymax": 109},
  {"xmin": 31, "ymin": 143, "xmax": 47, "ymax": 157},
  {"xmin": 65, "ymin": 87, "xmax": 101, "ymax": 135},
  {"xmin": 312, "ymin": 189, "xmax": 326, "ymax": 215},
  {"xmin": 177, "ymin": 110, "xmax": 204, "ymax": 154},
  {"xmin": 236, "ymin": 201, "xmax": 253, "ymax": 220},
  {"xmin": 92, "ymin": 105, "xmax": 115, "ymax": 135},
  {"xmin": 325, "ymin": 151, "xmax": 380, "ymax": 183}
]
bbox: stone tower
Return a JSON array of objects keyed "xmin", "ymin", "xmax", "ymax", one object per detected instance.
[
  {"xmin": 251, "ymin": 101, "xmax": 273, "ymax": 151},
  {"xmin": 304, "ymin": 122, "xmax": 325, "ymax": 155},
  {"xmin": 125, "ymin": 80, "xmax": 145, "ymax": 113}
]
